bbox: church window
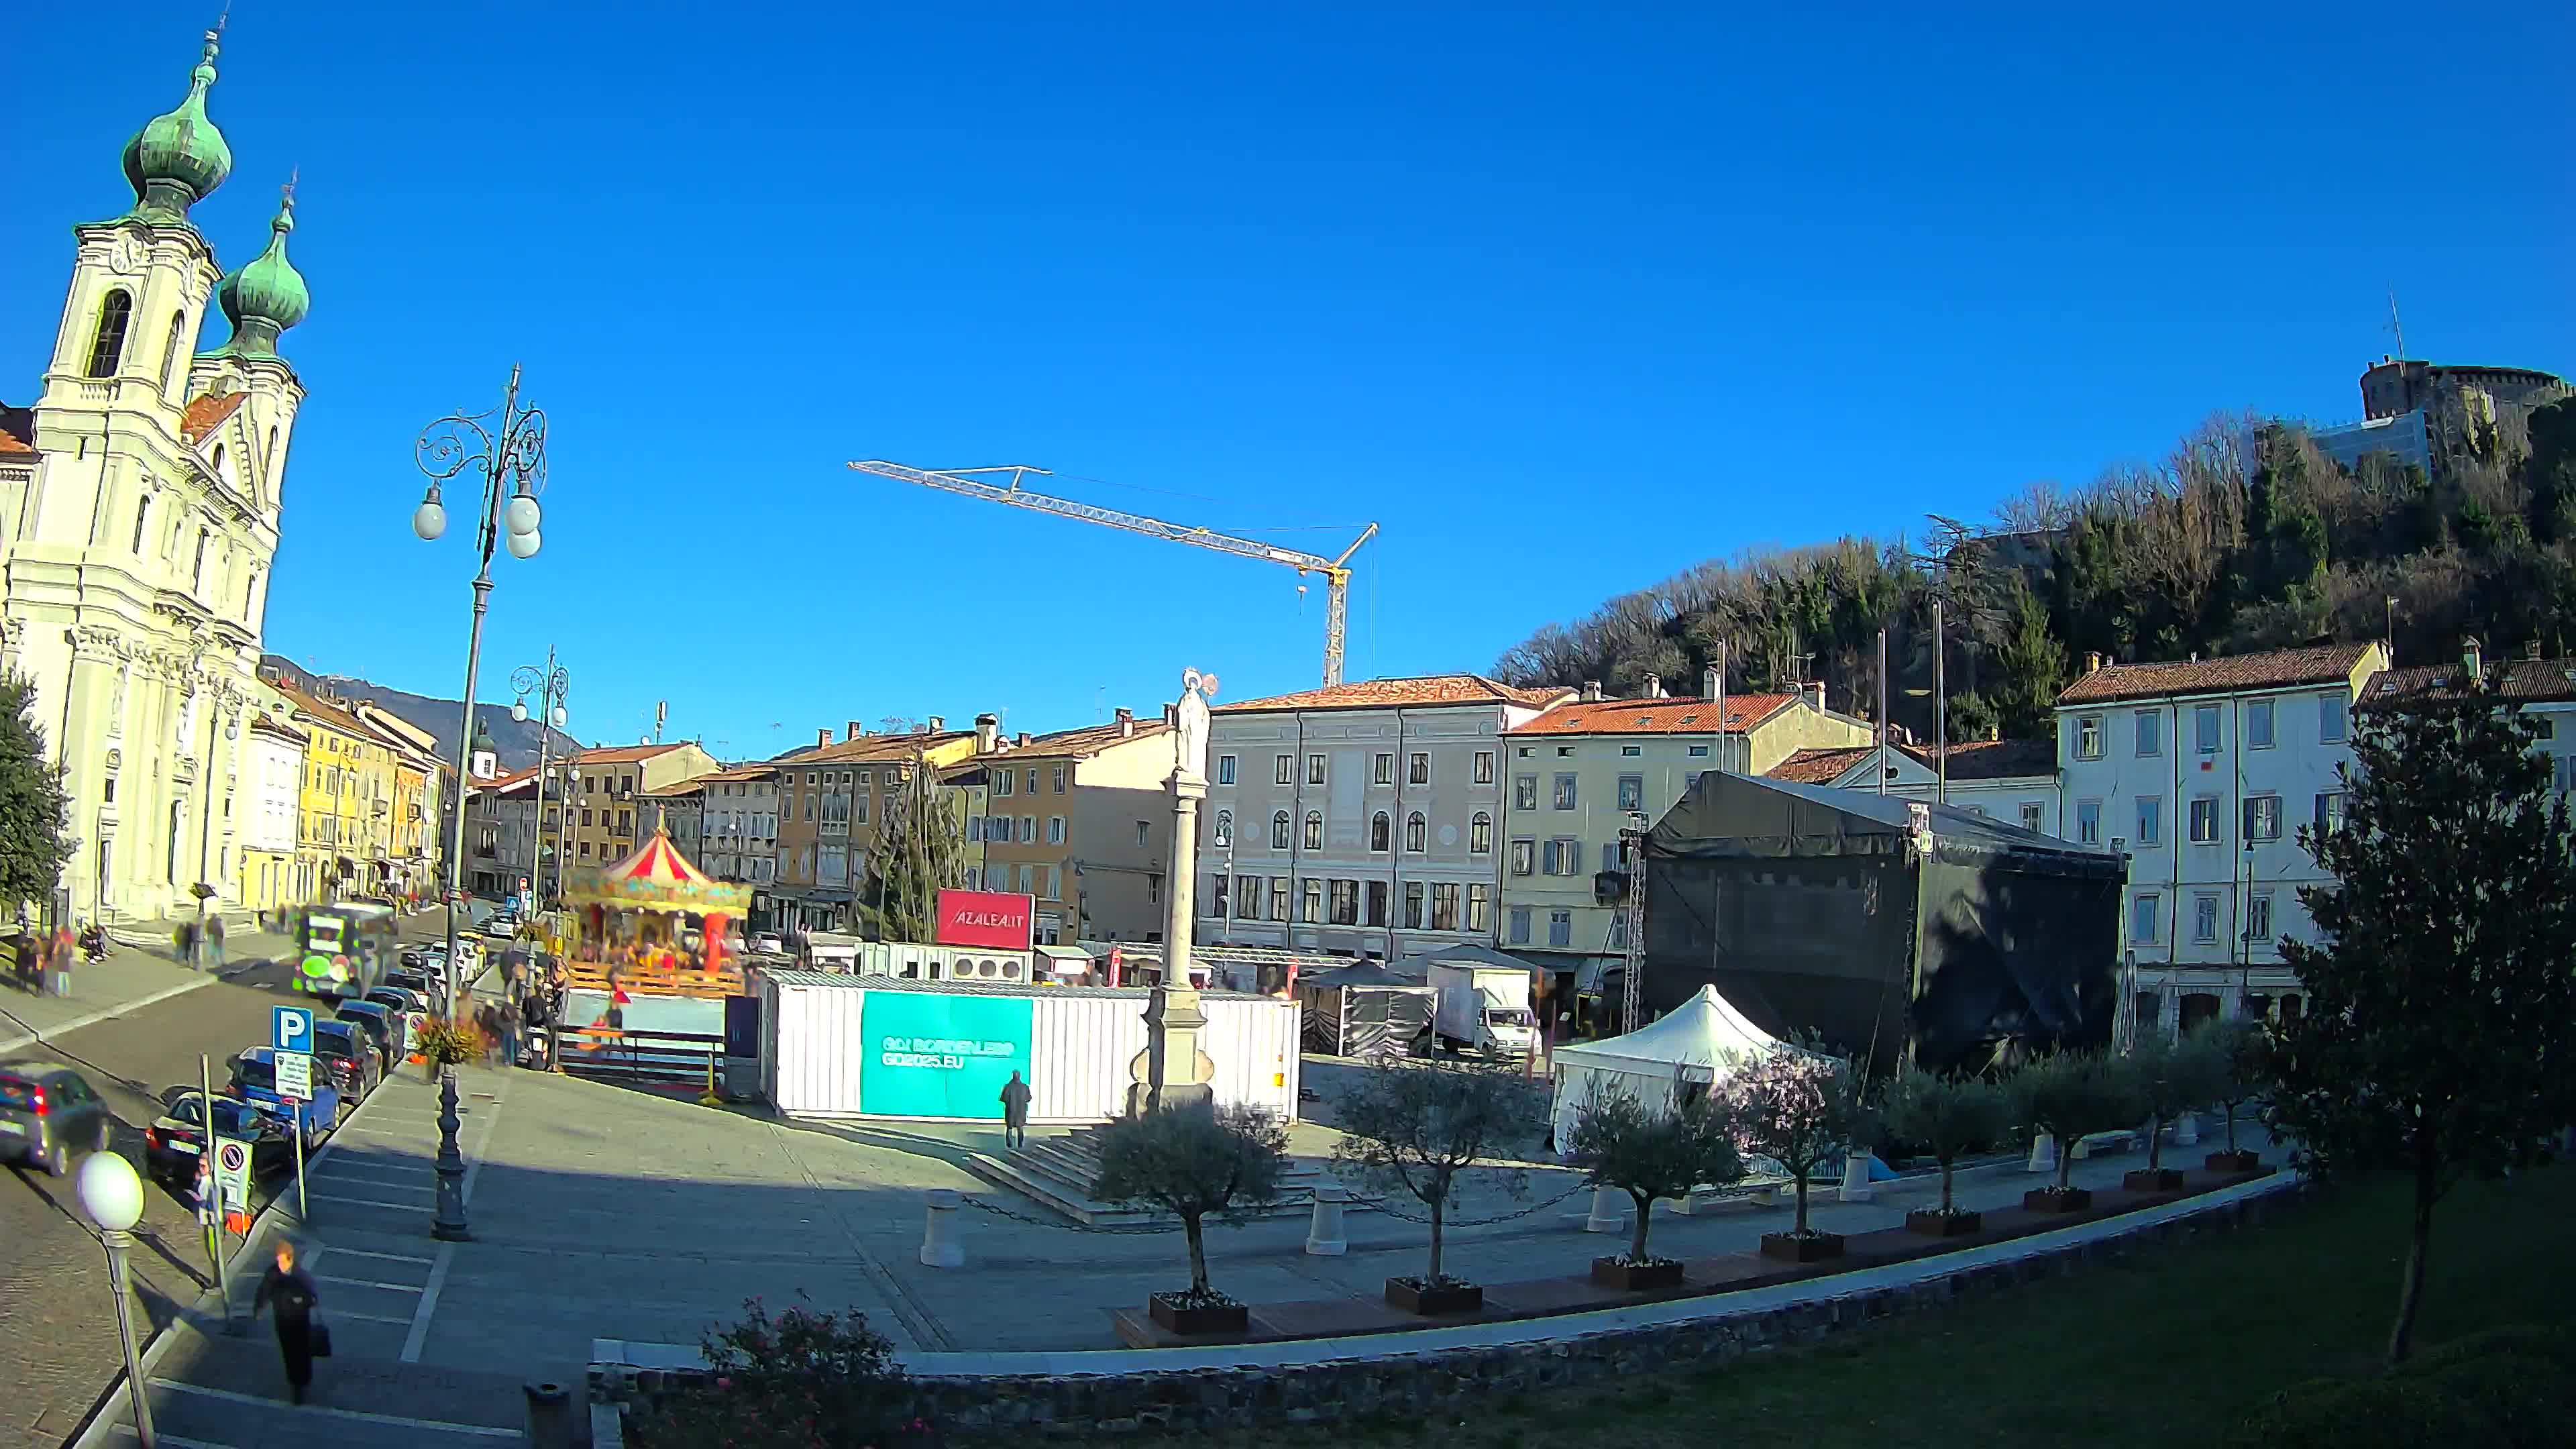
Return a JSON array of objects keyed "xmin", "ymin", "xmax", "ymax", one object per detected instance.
[
  {"xmin": 130, "ymin": 496, "xmax": 151, "ymax": 554},
  {"xmin": 160, "ymin": 311, "xmax": 186, "ymax": 395},
  {"xmin": 87, "ymin": 290, "xmax": 133, "ymax": 378},
  {"xmin": 266, "ymin": 425, "xmax": 279, "ymax": 474}
]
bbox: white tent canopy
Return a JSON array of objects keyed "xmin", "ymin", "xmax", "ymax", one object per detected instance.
[{"xmin": 1548, "ymin": 983, "xmax": 1792, "ymax": 1147}]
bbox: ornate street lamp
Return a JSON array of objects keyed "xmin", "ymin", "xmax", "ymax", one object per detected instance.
[
  {"xmin": 512, "ymin": 651, "xmax": 572, "ymax": 907},
  {"xmin": 413, "ymin": 364, "xmax": 547, "ymax": 1242},
  {"xmin": 78, "ymin": 1152, "xmax": 156, "ymax": 1448}
]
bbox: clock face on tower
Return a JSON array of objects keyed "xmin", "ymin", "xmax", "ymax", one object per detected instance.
[{"xmin": 109, "ymin": 233, "xmax": 148, "ymax": 275}]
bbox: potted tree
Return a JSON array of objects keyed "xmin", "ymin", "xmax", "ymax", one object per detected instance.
[
  {"xmin": 1091, "ymin": 1104, "xmax": 1290, "ymax": 1336},
  {"xmin": 2012, "ymin": 1050, "xmax": 2147, "ymax": 1212},
  {"xmin": 2203, "ymin": 1020, "xmax": 2270, "ymax": 1174},
  {"xmin": 2125, "ymin": 1027, "xmax": 2221, "ymax": 1192},
  {"xmin": 1562, "ymin": 1077, "xmax": 1743, "ymax": 1290},
  {"xmin": 1332, "ymin": 1060, "xmax": 1542, "ymax": 1316},
  {"xmin": 1721, "ymin": 1044, "xmax": 1871, "ymax": 1263},
  {"xmin": 1878, "ymin": 1065, "xmax": 2009, "ymax": 1236}
]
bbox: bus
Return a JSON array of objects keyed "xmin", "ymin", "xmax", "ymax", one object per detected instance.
[{"xmin": 292, "ymin": 902, "xmax": 397, "ymax": 996}]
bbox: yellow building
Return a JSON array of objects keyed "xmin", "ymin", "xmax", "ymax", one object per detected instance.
[{"xmin": 273, "ymin": 680, "xmax": 402, "ymax": 903}]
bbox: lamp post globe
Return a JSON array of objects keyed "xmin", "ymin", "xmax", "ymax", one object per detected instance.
[
  {"xmin": 413, "ymin": 496, "xmax": 448, "ymax": 541},
  {"xmin": 511, "ymin": 699, "xmax": 529, "ymax": 723},
  {"xmin": 504, "ymin": 492, "xmax": 541, "ymax": 537},
  {"xmin": 506, "ymin": 529, "xmax": 541, "ymax": 559},
  {"xmin": 550, "ymin": 703, "xmax": 566, "ymax": 728},
  {"xmin": 76, "ymin": 1150, "xmax": 144, "ymax": 1232}
]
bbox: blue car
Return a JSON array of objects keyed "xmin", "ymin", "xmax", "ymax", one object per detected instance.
[{"xmin": 228, "ymin": 1047, "xmax": 341, "ymax": 1146}]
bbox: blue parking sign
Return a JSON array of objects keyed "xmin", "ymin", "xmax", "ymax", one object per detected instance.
[{"xmin": 272, "ymin": 1004, "xmax": 314, "ymax": 1055}]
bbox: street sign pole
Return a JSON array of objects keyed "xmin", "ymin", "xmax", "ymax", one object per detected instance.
[
  {"xmin": 199, "ymin": 1054, "xmax": 237, "ymax": 1334},
  {"xmin": 293, "ymin": 1118, "xmax": 307, "ymax": 1222}
]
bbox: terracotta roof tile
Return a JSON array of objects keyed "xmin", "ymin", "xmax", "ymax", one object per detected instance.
[
  {"xmin": 1900, "ymin": 737, "xmax": 2058, "ymax": 781},
  {"xmin": 1769, "ymin": 747, "xmax": 1877, "ymax": 784},
  {"xmin": 179, "ymin": 392, "xmax": 246, "ymax": 444},
  {"xmin": 558, "ymin": 743, "xmax": 694, "ymax": 766},
  {"xmin": 991, "ymin": 718, "xmax": 1173, "ymax": 760},
  {"xmin": 2055, "ymin": 643, "xmax": 2377, "ymax": 706},
  {"xmin": 2364, "ymin": 657, "xmax": 2576, "ymax": 706},
  {"xmin": 775, "ymin": 733, "xmax": 969, "ymax": 766},
  {"xmin": 0, "ymin": 404, "xmax": 34, "ymax": 455},
  {"xmin": 1215, "ymin": 674, "xmax": 1573, "ymax": 714},
  {"xmin": 270, "ymin": 681, "xmax": 372, "ymax": 739},
  {"xmin": 1508, "ymin": 692, "xmax": 1795, "ymax": 736}
]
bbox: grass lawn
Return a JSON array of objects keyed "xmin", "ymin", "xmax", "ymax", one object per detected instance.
[{"xmin": 1146, "ymin": 1167, "xmax": 2575, "ymax": 1449}]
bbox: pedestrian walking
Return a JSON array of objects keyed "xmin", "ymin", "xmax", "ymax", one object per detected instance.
[
  {"xmin": 48, "ymin": 926, "xmax": 74, "ymax": 998},
  {"xmin": 206, "ymin": 914, "xmax": 227, "ymax": 973},
  {"xmin": 254, "ymin": 1238, "xmax": 325, "ymax": 1404},
  {"xmin": 1000, "ymin": 1069, "xmax": 1032, "ymax": 1149},
  {"xmin": 497, "ymin": 998, "xmax": 522, "ymax": 1070}
]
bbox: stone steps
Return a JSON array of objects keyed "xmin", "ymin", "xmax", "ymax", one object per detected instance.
[{"xmin": 961, "ymin": 1124, "xmax": 1339, "ymax": 1227}]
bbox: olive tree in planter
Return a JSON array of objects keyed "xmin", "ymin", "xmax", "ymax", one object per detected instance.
[
  {"xmin": 2202, "ymin": 1020, "xmax": 2272, "ymax": 1174},
  {"xmin": 1878, "ymin": 1065, "xmax": 2009, "ymax": 1236},
  {"xmin": 2125, "ymin": 1026, "xmax": 2225, "ymax": 1191},
  {"xmin": 1719, "ymin": 1044, "xmax": 1871, "ymax": 1263},
  {"xmin": 1332, "ymin": 1059, "xmax": 1543, "ymax": 1315},
  {"xmin": 1091, "ymin": 1104, "xmax": 1289, "ymax": 1336},
  {"xmin": 1562, "ymin": 1077, "xmax": 1743, "ymax": 1290},
  {"xmin": 2010, "ymin": 1050, "xmax": 2147, "ymax": 1211}
]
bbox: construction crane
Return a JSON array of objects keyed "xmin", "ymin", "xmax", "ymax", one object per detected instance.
[{"xmin": 847, "ymin": 460, "xmax": 1379, "ymax": 686}]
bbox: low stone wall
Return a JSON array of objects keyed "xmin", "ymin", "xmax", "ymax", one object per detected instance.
[{"xmin": 594, "ymin": 1177, "xmax": 2305, "ymax": 1440}]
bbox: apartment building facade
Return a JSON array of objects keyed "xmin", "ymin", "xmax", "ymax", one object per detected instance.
[
  {"xmin": 695, "ymin": 765, "xmax": 782, "ymax": 898},
  {"xmin": 2055, "ymin": 641, "xmax": 2389, "ymax": 1036},
  {"xmin": 1499, "ymin": 674, "xmax": 1874, "ymax": 977},
  {"xmin": 770, "ymin": 723, "xmax": 977, "ymax": 933},
  {"xmin": 241, "ymin": 709, "xmax": 304, "ymax": 914},
  {"xmin": 1773, "ymin": 736, "xmax": 2063, "ymax": 835},
  {"xmin": 1207, "ymin": 675, "xmax": 1570, "ymax": 959},
  {"xmin": 561, "ymin": 742, "xmax": 719, "ymax": 873},
  {"xmin": 967, "ymin": 710, "xmax": 1175, "ymax": 945}
]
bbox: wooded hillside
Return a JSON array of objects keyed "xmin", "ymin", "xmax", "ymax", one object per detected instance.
[{"xmin": 1492, "ymin": 396, "xmax": 2576, "ymax": 743}]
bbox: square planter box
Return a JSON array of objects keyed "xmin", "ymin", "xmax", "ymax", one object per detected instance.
[
  {"xmin": 2205, "ymin": 1150, "xmax": 2262, "ymax": 1174},
  {"xmin": 1759, "ymin": 1231, "xmax": 1845, "ymax": 1263},
  {"xmin": 2123, "ymin": 1168, "xmax": 2186, "ymax": 1193},
  {"xmin": 1384, "ymin": 1278, "xmax": 1483, "ymax": 1316},
  {"xmin": 1590, "ymin": 1256, "xmax": 1686, "ymax": 1291},
  {"xmin": 1906, "ymin": 1208, "xmax": 1983, "ymax": 1237},
  {"xmin": 1147, "ymin": 1293, "xmax": 1248, "ymax": 1337},
  {"xmin": 2023, "ymin": 1187, "xmax": 2093, "ymax": 1213}
]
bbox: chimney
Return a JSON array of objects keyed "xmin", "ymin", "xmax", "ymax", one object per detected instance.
[
  {"xmin": 927, "ymin": 714, "xmax": 945, "ymax": 733},
  {"xmin": 2084, "ymin": 651, "xmax": 2102, "ymax": 674},
  {"xmin": 847, "ymin": 720, "xmax": 862, "ymax": 742},
  {"xmin": 1580, "ymin": 680, "xmax": 1603, "ymax": 702},
  {"xmin": 1988, "ymin": 724, "xmax": 2001, "ymax": 742},
  {"xmin": 1640, "ymin": 672, "xmax": 1662, "ymax": 698},
  {"xmin": 2463, "ymin": 635, "xmax": 2484, "ymax": 686},
  {"xmin": 1115, "ymin": 706, "xmax": 1134, "ymax": 738},
  {"xmin": 2526, "ymin": 639, "xmax": 2542, "ymax": 661},
  {"xmin": 816, "ymin": 728, "xmax": 831, "ymax": 748},
  {"xmin": 1805, "ymin": 682, "xmax": 1825, "ymax": 712},
  {"xmin": 974, "ymin": 712, "xmax": 1000, "ymax": 754},
  {"xmin": 1016, "ymin": 731, "xmax": 1031, "ymax": 747},
  {"xmin": 1703, "ymin": 665, "xmax": 1720, "ymax": 700}
]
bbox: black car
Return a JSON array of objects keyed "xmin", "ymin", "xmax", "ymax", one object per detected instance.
[
  {"xmin": 145, "ymin": 1093, "xmax": 292, "ymax": 1188},
  {"xmin": 384, "ymin": 969, "xmax": 434, "ymax": 998},
  {"xmin": 311, "ymin": 1018, "xmax": 382, "ymax": 1100},
  {"xmin": 333, "ymin": 1000, "xmax": 405, "ymax": 1065}
]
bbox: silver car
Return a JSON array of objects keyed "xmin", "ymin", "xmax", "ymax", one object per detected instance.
[{"xmin": 0, "ymin": 1064, "xmax": 112, "ymax": 1177}]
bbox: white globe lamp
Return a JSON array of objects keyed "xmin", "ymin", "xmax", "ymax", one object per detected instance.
[{"xmin": 76, "ymin": 1150, "xmax": 144, "ymax": 1232}]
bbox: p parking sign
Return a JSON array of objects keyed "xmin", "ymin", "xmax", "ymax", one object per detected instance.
[{"xmin": 272, "ymin": 1005, "xmax": 314, "ymax": 1055}]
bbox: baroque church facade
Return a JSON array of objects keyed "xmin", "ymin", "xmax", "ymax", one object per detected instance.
[{"xmin": 0, "ymin": 31, "xmax": 309, "ymax": 922}]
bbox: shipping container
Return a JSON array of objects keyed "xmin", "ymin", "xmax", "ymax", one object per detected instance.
[{"xmin": 759, "ymin": 972, "xmax": 1299, "ymax": 1124}]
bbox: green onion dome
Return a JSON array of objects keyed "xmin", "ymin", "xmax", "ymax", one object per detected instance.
[
  {"xmin": 121, "ymin": 33, "xmax": 232, "ymax": 223},
  {"xmin": 211, "ymin": 195, "xmax": 310, "ymax": 359}
]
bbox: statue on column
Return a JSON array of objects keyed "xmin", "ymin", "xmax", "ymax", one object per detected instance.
[{"xmin": 1125, "ymin": 667, "xmax": 1221, "ymax": 1116}]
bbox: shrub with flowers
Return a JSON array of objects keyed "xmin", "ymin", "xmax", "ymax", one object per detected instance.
[
  {"xmin": 1716, "ymin": 1044, "xmax": 1872, "ymax": 1238},
  {"xmin": 630, "ymin": 1296, "xmax": 933, "ymax": 1449}
]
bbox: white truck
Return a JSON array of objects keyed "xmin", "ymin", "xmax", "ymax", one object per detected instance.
[{"xmin": 1428, "ymin": 962, "xmax": 1540, "ymax": 1058}]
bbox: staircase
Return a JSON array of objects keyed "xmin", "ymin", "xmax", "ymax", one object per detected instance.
[{"xmin": 963, "ymin": 1122, "xmax": 1346, "ymax": 1227}]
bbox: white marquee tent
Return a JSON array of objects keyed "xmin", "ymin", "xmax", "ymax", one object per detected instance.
[{"xmin": 1548, "ymin": 983, "xmax": 1799, "ymax": 1147}]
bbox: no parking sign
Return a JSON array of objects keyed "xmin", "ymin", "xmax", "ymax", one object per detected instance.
[{"xmin": 213, "ymin": 1136, "xmax": 254, "ymax": 1218}]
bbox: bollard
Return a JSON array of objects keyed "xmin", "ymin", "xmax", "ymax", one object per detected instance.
[
  {"xmin": 2027, "ymin": 1132, "xmax": 2058, "ymax": 1175},
  {"xmin": 918, "ymin": 1189, "xmax": 965, "ymax": 1269},
  {"xmin": 1838, "ymin": 1146, "xmax": 1874, "ymax": 1203},
  {"xmin": 525, "ymin": 1381, "xmax": 573, "ymax": 1449},
  {"xmin": 2173, "ymin": 1111, "xmax": 2199, "ymax": 1146},
  {"xmin": 1304, "ymin": 1185, "xmax": 1350, "ymax": 1256},
  {"xmin": 1583, "ymin": 1185, "xmax": 1624, "ymax": 1234}
]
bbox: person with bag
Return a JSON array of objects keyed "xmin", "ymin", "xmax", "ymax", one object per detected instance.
[{"xmin": 253, "ymin": 1238, "xmax": 327, "ymax": 1403}]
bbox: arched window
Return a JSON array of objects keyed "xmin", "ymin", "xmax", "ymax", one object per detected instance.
[
  {"xmin": 1370, "ymin": 811, "xmax": 1391, "ymax": 853},
  {"xmin": 130, "ymin": 494, "xmax": 151, "ymax": 553},
  {"xmin": 211, "ymin": 444, "xmax": 226, "ymax": 486},
  {"xmin": 265, "ymin": 424, "xmax": 280, "ymax": 478},
  {"xmin": 1302, "ymin": 811, "xmax": 1323, "ymax": 850},
  {"xmin": 1470, "ymin": 811, "xmax": 1492, "ymax": 853},
  {"xmin": 166, "ymin": 799, "xmax": 186, "ymax": 883},
  {"xmin": 1212, "ymin": 809, "xmax": 1232, "ymax": 848},
  {"xmin": 1405, "ymin": 811, "xmax": 1427, "ymax": 851},
  {"xmin": 87, "ymin": 290, "xmax": 133, "ymax": 378},
  {"xmin": 160, "ymin": 311, "xmax": 187, "ymax": 394},
  {"xmin": 1270, "ymin": 811, "xmax": 1291, "ymax": 849},
  {"xmin": 192, "ymin": 527, "xmax": 209, "ymax": 591}
]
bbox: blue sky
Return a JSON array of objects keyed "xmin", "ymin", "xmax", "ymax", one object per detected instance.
[{"xmin": 6, "ymin": 2, "xmax": 2569, "ymax": 759}]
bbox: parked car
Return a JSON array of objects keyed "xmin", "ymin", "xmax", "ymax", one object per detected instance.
[
  {"xmin": 228, "ymin": 1049, "xmax": 340, "ymax": 1146},
  {"xmin": 311, "ymin": 1018, "xmax": 382, "ymax": 1100},
  {"xmin": 334, "ymin": 999, "xmax": 407, "ymax": 1065},
  {"xmin": 383, "ymin": 969, "xmax": 435, "ymax": 998},
  {"xmin": 0, "ymin": 1064, "xmax": 111, "ymax": 1177},
  {"xmin": 145, "ymin": 1093, "xmax": 292, "ymax": 1187}
]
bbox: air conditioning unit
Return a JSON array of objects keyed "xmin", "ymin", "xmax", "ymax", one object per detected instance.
[{"xmin": 941, "ymin": 947, "xmax": 1031, "ymax": 984}]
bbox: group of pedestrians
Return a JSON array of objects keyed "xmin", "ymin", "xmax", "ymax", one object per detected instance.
[{"xmin": 172, "ymin": 914, "xmax": 227, "ymax": 971}]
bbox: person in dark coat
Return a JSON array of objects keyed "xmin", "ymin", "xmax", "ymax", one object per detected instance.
[
  {"xmin": 999, "ymin": 1071, "xmax": 1033, "ymax": 1149},
  {"xmin": 254, "ymin": 1238, "xmax": 321, "ymax": 1403}
]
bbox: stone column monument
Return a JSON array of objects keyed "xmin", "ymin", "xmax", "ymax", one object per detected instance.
[{"xmin": 1127, "ymin": 668, "xmax": 1221, "ymax": 1116}]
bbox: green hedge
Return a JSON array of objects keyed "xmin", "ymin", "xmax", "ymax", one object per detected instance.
[{"xmin": 2224, "ymin": 1323, "xmax": 2576, "ymax": 1447}]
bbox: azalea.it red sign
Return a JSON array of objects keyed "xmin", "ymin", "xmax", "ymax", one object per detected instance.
[{"xmin": 935, "ymin": 889, "xmax": 1035, "ymax": 950}]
